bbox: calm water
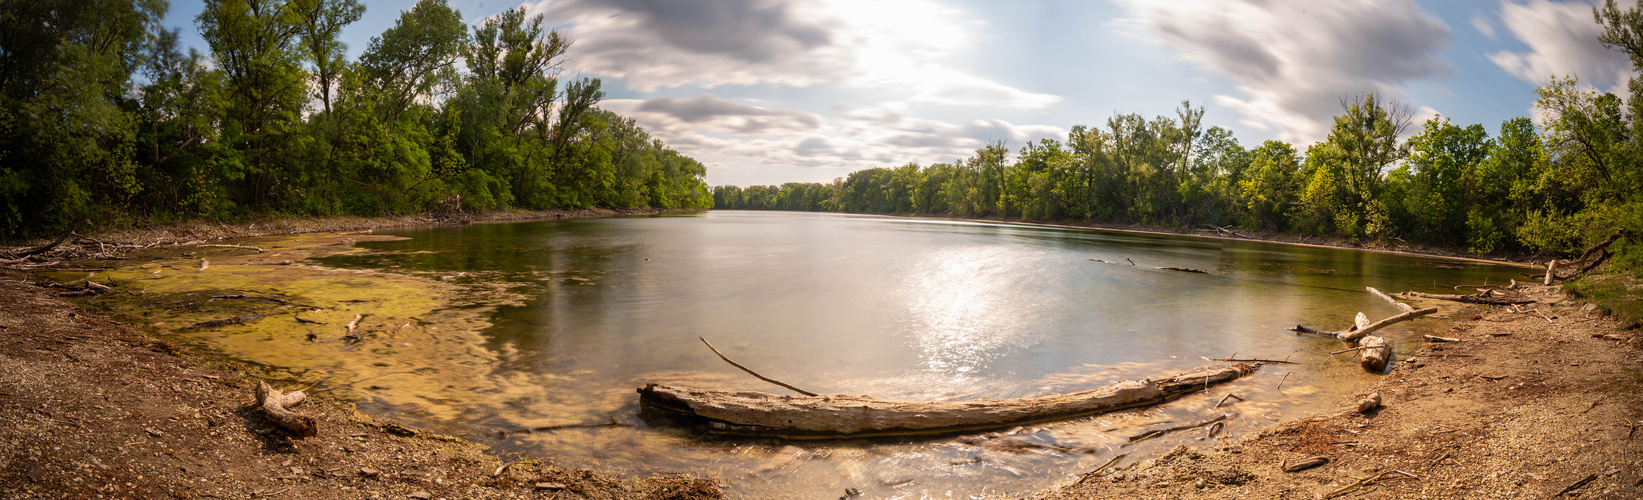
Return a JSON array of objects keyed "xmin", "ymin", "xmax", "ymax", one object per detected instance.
[{"xmin": 302, "ymin": 211, "xmax": 1521, "ymax": 498}]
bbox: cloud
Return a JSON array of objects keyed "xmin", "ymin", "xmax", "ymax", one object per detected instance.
[
  {"xmin": 1471, "ymin": 11, "xmax": 1498, "ymax": 41},
  {"xmin": 1117, "ymin": 0, "xmax": 1453, "ymax": 144},
  {"xmin": 532, "ymin": 0, "xmax": 1060, "ymax": 108},
  {"xmin": 604, "ymin": 97, "xmax": 1065, "ymax": 177},
  {"xmin": 1487, "ymin": 0, "xmax": 1633, "ymax": 92}
]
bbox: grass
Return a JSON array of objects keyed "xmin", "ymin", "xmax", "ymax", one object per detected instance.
[{"xmin": 1564, "ymin": 269, "xmax": 1643, "ymax": 329}]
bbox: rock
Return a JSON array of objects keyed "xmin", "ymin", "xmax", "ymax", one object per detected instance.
[
  {"xmin": 359, "ymin": 467, "xmax": 380, "ymax": 478},
  {"xmin": 1356, "ymin": 392, "xmax": 1382, "ymax": 413}
]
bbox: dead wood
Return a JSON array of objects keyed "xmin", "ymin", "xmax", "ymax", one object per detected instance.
[
  {"xmin": 1358, "ymin": 337, "xmax": 1390, "ymax": 372},
  {"xmin": 1555, "ymin": 473, "xmax": 1599, "ymax": 496},
  {"xmin": 187, "ymin": 315, "xmax": 266, "ymax": 329},
  {"xmin": 1400, "ymin": 290, "xmax": 1535, "ymax": 306},
  {"xmin": 1215, "ymin": 357, "xmax": 1300, "ymax": 364},
  {"xmin": 497, "ymin": 417, "xmax": 628, "ymax": 438},
  {"xmin": 1, "ymin": 220, "xmax": 87, "ymax": 260},
  {"xmin": 1422, "ymin": 335, "xmax": 1461, "ymax": 343},
  {"xmin": 1215, "ymin": 393, "xmax": 1243, "ymax": 408},
  {"xmin": 1367, "ymin": 287, "xmax": 1415, "ymax": 313},
  {"xmin": 1156, "ymin": 266, "xmax": 1210, "ymax": 274},
  {"xmin": 639, "ymin": 364, "xmax": 1257, "ymax": 438},
  {"xmin": 1126, "ymin": 414, "xmax": 1229, "ymax": 443},
  {"xmin": 1282, "ymin": 456, "xmax": 1328, "ymax": 472},
  {"xmin": 255, "ymin": 381, "xmax": 317, "ymax": 437},
  {"xmin": 698, "ymin": 336, "xmax": 818, "ymax": 397},
  {"xmin": 344, "ymin": 314, "xmax": 364, "ymax": 337},
  {"xmin": 291, "ymin": 313, "xmax": 321, "ymax": 325},
  {"xmin": 1339, "ymin": 307, "xmax": 1438, "ymax": 342},
  {"xmin": 197, "ymin": 244, "xmax": 265, "ymax": 253},
  {"xmin": 1329, "ymin": 346, "xmax": 1372, "ymax": 355}
]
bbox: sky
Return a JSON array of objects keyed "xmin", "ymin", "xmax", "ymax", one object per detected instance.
[{"xmin": 160, "ymin": 0, "xmax": 1638, "ymax": 187}]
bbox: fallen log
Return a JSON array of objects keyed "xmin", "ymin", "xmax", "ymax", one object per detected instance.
[
  {"xmin": 1157, "ymin": 266, "xmax": 1210, "ymax": 274},
  {"xmin": 1338, "ymin": 308, "xmax": 1438, "ymax": 342},
  {"xmin": 637, "ymin": 364, "xmax": 1257, "ymax": 439},
  {"xmin": 1400, "ymin": 291, "xmax": 1534, "ymax": 306},
  {"xmin": 256, "ymin": 381, "xmax": 317, "ymax": 437},
  {"xmin": 0, "ymin": 220, "xmax": 86, "ymax": 260},
  {"xmin": 1366, "ymin": 287, "xmax": 1415, "ymax": 313},
  {"xmin": 1358, "ymin": 337, "xmax": 1389, "ymax": 372}
]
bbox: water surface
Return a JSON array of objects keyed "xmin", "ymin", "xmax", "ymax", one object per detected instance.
[{"xmin": 291, "ymin": 211, "xmax": 1520, "ymax": 498}]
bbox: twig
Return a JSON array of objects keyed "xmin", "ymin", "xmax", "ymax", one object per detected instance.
[
  {"xmin": 1089, "ymin": 453, "xmax": 1127, "ymax": 476},
  {"xmin": 1219, "ymin": 358, "xmax": 1301, "ymax": 364},
  {"xmin": 1124, "ymin": 258, "xmax": 1135, "ymax": 266},
  {"xmin": 1555, "ymin": 473, "xmax": 1598, "ymax": 496},
  {"xmin": 1532, "ymin": 308, "xmax": 1555, "ymax": 325},
  {"xmin": 1276, "ymin": 372, "xmax": 1291, "ymax": 391},
  {"xmin": 699, "ymin": 337, "xmax": 818, "ymax": 396},
  {"xmin": 1330, "ymin": 346, "xmax": 1372, "ymax": 355},
  {"xmin": 1126, "ymin": 414, "xmax": 1229, "ymax": 443},
  {"xmin": 1215, "ymin": 393, "xmax": 1244, "ymax": 408},
  {"xmin": 498, "ymin": 417, "xmax": 628, "ymax": 438}
]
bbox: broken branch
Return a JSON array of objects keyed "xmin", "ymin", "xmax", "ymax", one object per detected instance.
[{"xmin": 699, "ymin": 337, "xmax": 817, "ymax": 397}]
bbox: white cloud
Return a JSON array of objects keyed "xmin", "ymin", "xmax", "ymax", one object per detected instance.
[
  {"xmin": 1487, "ymin": 0, "xmax": 1633, "ymax": 93},
  {"xmin": 1117, "ymin": 0, "xmax": 1453, "ymax": 144},
  {"xmin": 1472, "ymin": 11, "xmax": 1498, "ymax": 41},
  {"xmin": 532, "ymin": 0, "xmax": 1060, "ymax": 109},
  {"xmin": 604, "ymin": 97, "xmax": 1065, "ymax": 182}
]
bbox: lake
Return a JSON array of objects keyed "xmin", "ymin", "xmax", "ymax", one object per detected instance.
[{"xmin": 162, "ymin": 211, "xmax": 1529, "ymax": 498}]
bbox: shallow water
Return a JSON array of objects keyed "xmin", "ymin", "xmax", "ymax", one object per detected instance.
[{"xmin": 111, "ymin": 212, "xmax": 1529, "ymax": 498}]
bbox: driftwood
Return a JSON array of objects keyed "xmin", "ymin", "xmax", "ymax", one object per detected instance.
[
  {"xmin": 497, "ymin": 417, "xmax": 628, "ymax": 438},
  {"xmin": 1157, "ymin": 267, "xmax": 1210, "ymax": 274},
  {"xmin": 1283, "ymin": 456, "xmax": 1329, "ymax": 472},
  {"xmin": 1127, "ymin": 414, "xmax": 1229, "ymax": 443},
  {"xmin": 1366, "ymin": 287, "xmax": 1415, "ymax": 313},
  {"xmin": 0, "ymin": 220, "xmax": 87, "ymax": 260},
  {"xmin": 1338, "ymin": 308, "xmax": 1437, "ymax": 342},
  {"xmin": 638, "ymin": 364, "xmax": 1257, "ymax": 438},
  {"xmin": 1423, "ymin": 335, "xmax": 1460, "ymax": 343},
  {"xmin": 197, "ymin": 243, "xmax": 265, "ymax": 253},
  {"xmin": 699, "ymin": 337, "xmax": 817, "ymax": 397},
  {"xmin": 1400, "ymin": 291, "xmax": 1534, "ymax": 306},
  {"xmin": 256, "ymin": 381, "xmax": 317, "ymax": 437},
  {"xmin": 1545, "ymin": 229, "xmax": 1627, "ymax": 284},
  {"xmin": 344, "ymin": 314, "xmax": 364, "ymax": 337},
  {"xmin": 1358, "ymin": 336, "xmax": 1390, "ymax": 371}
]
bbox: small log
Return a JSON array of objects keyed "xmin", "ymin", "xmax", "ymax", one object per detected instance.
[
  {"xmin": 1157, "ymin": 267, "xmax": 1210, "ymax": 274},
  {"xmin": 1353, "ymin": 312, "xmax": 1371, "ymax": 331},
  {"xmin": 1283, "ymin": 456, "xmax": 1328, "ymax": 472},
  {"xmin": 1544, "ymin": 259, "xmax": 1560, "ymax": 286},
  {"xmin": 1401, "ymin": 291, "xmax": 1534, "ymax": 306},
  {"xmin": 256, "ymin": 381, "xmax": 317, "ymax": 437},
  {"xmin": 1355, "ymin": 392, "xmax": 1382, "ymax": 413},
  {"xmin": 1367, "ymin": 287, "xmax": 1415, "ymax": 313},
  {"xmin": 1358, "ymin": 337, "xmax": 1390, "ymax": 372},
  {"xmin": 1423, "ymin": 335, "xmax": 1460, "ymax": 343},
  {"xmin": 1338, "ymin": 308, "xmax": 1438, "ymax": 342},
  {"xmin": 345, "ymin": 314, "xmax": 364, "ymax": 336}
]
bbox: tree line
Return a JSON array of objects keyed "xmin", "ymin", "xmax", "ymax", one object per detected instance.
[
  {"xmin": 716, "ymin": 3, "xmax": 1643, "ymax": 267},
  {"xmin": 0, "ymin": 0, "xmax": 712, "ymax": 238}
]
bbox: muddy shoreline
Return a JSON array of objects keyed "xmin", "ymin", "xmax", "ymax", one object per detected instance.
[{"xmin": 3, "ymin": 209, "xmax": 1638, "ymax": 499}]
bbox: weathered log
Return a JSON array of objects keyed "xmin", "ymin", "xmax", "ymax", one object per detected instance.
[
  {"xmin": 638, "ymin": 364, "xmax": 1258, "ymax": 438},
  {"xmin": 1358, "ymin": 337, "xmax": 1389, "ymax": 372},
  {"xmin": 1400, "ymin": 291, "xmax": 1534, "ymax": 306},
  {"xmin": 1544, "ymin": 259, "xmax": 1559, "ymax": 286},
  {"xmin": 1366, "ymin": 287, "xmax": 1415, "ymax": 313},
  {"xmin": 256, "ymin": 381, "xmax": 317, "ymax": 437},
  {"xmin": 1423, "ymin": 335, "xmax": 1460, "ymax": 343},
  {"xmin": 1, "ymin": 220, "xmax": 86, "ymax": 260},
  {"xmin": 1353, "ymin": 312, "xmax": 1371, "ymax": 331},
  {"xmin": 1337, "ymin": 308, "xmax": 1438, "ymax": 342}
]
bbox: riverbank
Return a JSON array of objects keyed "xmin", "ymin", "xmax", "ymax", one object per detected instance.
[
  {"xmin": 1033, "ymin": 279, "xmax": 1643, "ymax": 499},
  {"xmin": 0, "ymin": 208, "xmax": 725, "ymax": 499}
]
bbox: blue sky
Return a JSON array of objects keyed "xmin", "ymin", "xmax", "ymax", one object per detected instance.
[{"xmin": 161, "ymin": 0, "xmax": 1636, "ymax": 186}]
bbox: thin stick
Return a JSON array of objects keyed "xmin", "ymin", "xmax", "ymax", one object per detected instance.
[
  {"xmin": 1555, "ymin": 473, "xmax": 1598, "ymax": 497},
  {"xmin": 1215, "ymin": 393, "xmax": 1243, "ymax": 408},
  {"xmin": 1532, "ymin": 308, "xmax": 1555, "ymax": 325},
  {"xmin": 699, "ymin": 337, "xmax": 818, "ymax": 396},
  {"xmin": 1219, "ymin": 358, "xmax": 1301, "ymax": 364},
  {"xmin": 1330, "ymin": 346, "xmax": 1372, "ymax": 355},
  {"xmin": 1276, "ymin": 372, "xmax": 1291, "ymax": 391},
  {"xmin": 1089, "ymin": 453, "xmax": 1127, "ymax": 475}
]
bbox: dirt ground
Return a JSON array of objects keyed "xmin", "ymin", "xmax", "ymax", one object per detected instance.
[{"xmin": 1033, "ymin": 281, "xmax": 1643, "ymax": 499}]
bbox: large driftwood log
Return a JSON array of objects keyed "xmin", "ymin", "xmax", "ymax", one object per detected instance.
[
  {"xmin": 638, "ymin": 364, "xmax": 1257, "ymax": 439},
  {"xmin": 1358, "ymin": 336, "xmax": 1390, "ymax": 371},
  {"xmin": 256, "ymin": 381, "xmax": 317, "ymax": 437}
]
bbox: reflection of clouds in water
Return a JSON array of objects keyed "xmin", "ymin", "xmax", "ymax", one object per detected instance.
[{"xmin": 904, "ymin": 246, "xmax": 1046, "ymax": 382}]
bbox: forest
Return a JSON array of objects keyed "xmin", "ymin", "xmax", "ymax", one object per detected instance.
[
  {"xmin": 715, "ymin": 6, "xmax": 1643, "ymax": 269},
  {"xmin": 0, "ymin": 0, "xmax": 713, "ymax": 238}
]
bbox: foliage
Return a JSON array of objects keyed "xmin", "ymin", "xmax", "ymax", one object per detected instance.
[{"xmin": 0, "ymin": 0, "xmax": 708, "ymax": 238}]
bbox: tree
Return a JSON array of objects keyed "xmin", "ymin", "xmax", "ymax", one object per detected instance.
[
  {"xmin": 357, "ymin": 0, "xmax": 465, "ymax": 120},
  {"xmin": 290, "ymin": 0, "xmax": 363, "ymax": 115}
]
